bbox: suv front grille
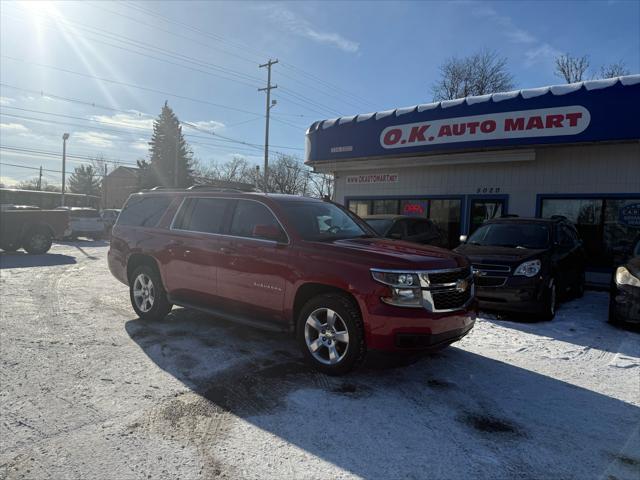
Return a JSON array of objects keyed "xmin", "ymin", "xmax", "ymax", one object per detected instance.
[
  {"xmin": 424, "ymin": 266, "xmax": 471, "ymax": 285},
  {"xmin": 431, "ymin": 288, "xmax": 473, "ymax": 311}
]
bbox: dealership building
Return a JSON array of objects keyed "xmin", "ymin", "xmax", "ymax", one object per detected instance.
[{"xmin": 305, "ymin": 75, "xmax": 640, "ymax": 279}]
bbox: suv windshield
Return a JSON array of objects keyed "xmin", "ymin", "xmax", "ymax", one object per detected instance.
[
  {"xmin": 281, "ymin": 202, "xmax": 373, "ymax": 241},
  {"xmin": 366, "ymin": 219, "xmax": 393, "ymax": 235},
  {"xmin": 468, "ymin": 223, "xmax": 550, "ymax": 249}
]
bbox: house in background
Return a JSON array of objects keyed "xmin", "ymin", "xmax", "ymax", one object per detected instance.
[{"xmin": 103, "ymin": 166, "xmax": 139, "ymax": 209}]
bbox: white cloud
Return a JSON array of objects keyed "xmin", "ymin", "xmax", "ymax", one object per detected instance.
[
  {"xmin": 90, "ymin": 110, "xmax": 154, "ymax": 131},
  {"xmin": 130, "ymin": 139, "xmax": 149, "ymax": 152},
  {"xmin": 187, "ymin": 119, "xmax": 225, "ymax": 132},
  {"xmin": 268, "ymin": 7, "xmax": 359, "ymax": 53},
  {"xmin": 74, "ymin": 131, "xmax": 119, "ymax": 148},
  {"xmin": 0, "ymin": 122, "xmax": 30, "ymax": 134},
  {"xmin": 472, "ymin": 5, "xmax": 561, "ymax": 66},
  {"xmin": 0, "ymin": 96, "xmax": 15, "ymax": 106}
]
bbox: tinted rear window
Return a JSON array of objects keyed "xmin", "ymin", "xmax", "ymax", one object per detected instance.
[
  {"xmin": 176, "ymin": 198, "xmax": 229, "ymax": 234},
  {"xmin": 118, "ymin": 196, "xmax": 171, "ymax": 227},
  {"xmin": 70, "ymin": 209, "xmax": 99, "ymax": 218}
]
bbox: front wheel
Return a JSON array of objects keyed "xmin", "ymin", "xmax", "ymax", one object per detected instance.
[
  {"xmin": 541, "ymin": 279, "xmax": 557, "ymax": 321},
  {"xmin": 297, "ymin": 293, "xmax": 365, "ymax": 375},
  {"xmin": 129, "ymin": 265, "xmax": 172, "ymax": 321}
]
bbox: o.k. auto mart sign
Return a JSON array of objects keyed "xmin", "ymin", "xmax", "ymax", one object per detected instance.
[
  {"xmin": 380, "ymin": 106, "xmax": 589, "ymax": 149},
  {"xmin": 304, "ymin": 79, "xmax": 640, "ymax": 163}
]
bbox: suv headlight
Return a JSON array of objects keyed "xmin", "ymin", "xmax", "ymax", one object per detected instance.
[
  {"xmin": 615, "ymin": 267, "xmax": 640, "ymax": 287},
  {"xmin": 371, "ymin": 270, "xmax": 422, "ymax": 307},
  {"xmin": 513, "ymin": 259, "xmax": 541, "ymax": 277}
]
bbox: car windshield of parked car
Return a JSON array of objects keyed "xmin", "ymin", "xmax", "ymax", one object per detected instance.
[
  {"xmin": 281, "ymin": 202, "xmax": 373, "ymax": 241},
  {"xmin": 366, "ymin": 219, "xmax": 393, "ymax": 235},
  {"xmin": 468, "ymin": 223, "xmax": 550, "ymax": 249}
]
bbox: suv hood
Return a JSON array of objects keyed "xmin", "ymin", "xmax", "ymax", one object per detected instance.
[
  {"xmin": 316, "ymin": 237, "xmax": 468, "ymax": 270},
  {"xmin": 454, "ymin": 244, "xmax": 547, "ymax": 267}
]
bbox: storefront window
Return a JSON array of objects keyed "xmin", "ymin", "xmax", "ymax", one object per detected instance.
[
  {"xmin": 469, "ymin": 199, "xmax": 505, "ymax": 233},
  {"xmin": 400, "ymin": 199, "xmax": 429, "ymax": 217},
  {"xmin": 372, "ymin": 199, "xmax": 399, "ymax": 215},
  {"xmin": 541, "ymin": 197, "xmax": 640, "ymax": 268},
  {"xmin": 429, "ymin": 199, "xmax": 461, "ymax": 248},
  {"xmin": 348, "ymin": 200, "xmax": 371, "ymax": 218}
]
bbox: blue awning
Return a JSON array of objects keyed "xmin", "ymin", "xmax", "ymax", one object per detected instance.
[{"xmin": 305, "ymin": 75, "xmax": 640, "ymax": 164}]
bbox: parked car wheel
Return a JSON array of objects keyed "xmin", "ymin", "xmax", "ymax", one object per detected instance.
[
  {"xmin": 541, "ymin": 279, "xmax": 557, "ymax": 321},
  {"xmin": 0, "ymin": 240, "xmax": 20, "ymax": 252},
  {"xmin": 297, "ymin": 293, "xmax": 365, "ymax": 375},
  {"xmin": 129, "ymin": 265, "xmax": 172, "ymax": 321},
  {"xmin": 573, "ymin": 270, "xmax": 586, "ymax": 298},
  {"xmin": 608, "ymin": 289, "xmax": 620, "ymax": 325},
  {"xmin": 23, "ymin": 228, "xmax": 52, "ymax": 254}
]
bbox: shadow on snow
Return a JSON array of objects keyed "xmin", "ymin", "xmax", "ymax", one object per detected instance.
[{"xmin": 125, "ymin": 306, "xmax": 640, "ymax": 480}]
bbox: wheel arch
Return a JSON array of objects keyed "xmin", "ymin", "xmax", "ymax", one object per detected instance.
[
  {"xmin": 291, "ymin": 283, "xmax": 362, "ymax": 333},
  {"xmin": 126, "ymin": 253, "xmax": 163, "ymax": 285}
]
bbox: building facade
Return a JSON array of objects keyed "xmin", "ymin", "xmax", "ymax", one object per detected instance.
[
  {"xmin": 305, "ymin": 76, "xmax": 640, "ymax": 274},
  {"xmin": 103, "ymin": 166, "xmax": 139, "ymax": 209}
]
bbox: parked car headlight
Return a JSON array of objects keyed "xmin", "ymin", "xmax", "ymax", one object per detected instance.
[
  {"xmin": 371, "ymin": 270, "xmax": 422, "ymax": 307},
  {"xmin": 615, "ymin": 267, "xmax": 640, "ymax": 287},
  {"xmin": 513, "ymin": 259, "xmax": 541, "ymax": 277}
]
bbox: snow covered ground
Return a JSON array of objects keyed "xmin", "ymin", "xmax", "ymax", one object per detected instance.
[{"xmin": 1, "ymin": 242, "xmax": 638, "ymax": 479}]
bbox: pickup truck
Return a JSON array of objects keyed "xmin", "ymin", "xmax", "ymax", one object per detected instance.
[{"xmin": 0, "ymin": 205, "xmax": 70, "ymax": 254}]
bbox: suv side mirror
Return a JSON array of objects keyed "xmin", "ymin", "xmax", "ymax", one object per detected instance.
[
  {"xmin": 389, "ymin": 232, "xmax": 402, "ymax": 239},
  {"xmin": 253, "ymin": 224, "xmax": 286, "ymax": 242},
  {"xmin": 459, "ymin": 235, "xmax": 468, "ymax": 243}
]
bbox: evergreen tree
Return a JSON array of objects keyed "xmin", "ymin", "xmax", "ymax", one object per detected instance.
[
  {"xmin": 139, "ymin": 101, "xmax": 193, "ymax": 188},
  {"xmin": 68, "ymin": 165, "xmax": 101, "ymax": 196}
]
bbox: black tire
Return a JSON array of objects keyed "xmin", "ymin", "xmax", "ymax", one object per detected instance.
[
  {"xmin": 608, "ymin": 289, "xmax": 620, "ymax": 325},
  {"xmin": 23, "ymin": 228, "xmax": 52, "ymax": 254},
  {"xmin": 0, "ymin": 240, "xmax": 20, "ymax": 252},
  {"xmin": 296, "ymin": 293, "xmax": 366, "ymax": 375},
  {"xmin": 129, "ymin": 265, "xmax": 172, "ymax": 321},
  {"xmin": 541, "ymin": 279, "xmax": 557, "ymax": 321},
  {"xmin": 573, "ymin": 270, "xmax": 585, "ymax": 299}
]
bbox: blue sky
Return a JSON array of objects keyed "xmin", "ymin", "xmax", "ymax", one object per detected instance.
[{"xmin": 1, "ymin": 0, "xmax": 638, "ymax": 187}]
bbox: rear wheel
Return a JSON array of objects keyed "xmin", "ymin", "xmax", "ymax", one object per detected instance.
[
  {"xmin": 23, "ymin": 229, "xmax": 52, "ymax": 254},
  {"xmin": 129, "ymin": 265, "xmax": 172, "ymax": 321},
  {"xmin": 297, "ymin": 293, "xmax": 365, "ymax": 375}
]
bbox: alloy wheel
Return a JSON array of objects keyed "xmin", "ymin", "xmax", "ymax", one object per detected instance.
[
  {"xmin": 304, "ymin": 308, "xmax": 350, "ymax": 365},
  {"xmin": 133, "ymin": 273, "xmax": 155, "ymax": 313}
]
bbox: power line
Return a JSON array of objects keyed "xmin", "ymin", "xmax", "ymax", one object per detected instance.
[
  {"xmin": 1, "ymin": 105, "xmax": 304, "ymax": 151},
  {"xmin": 1, "ymin": 56, "xmax": 263, "ymax": 116}
]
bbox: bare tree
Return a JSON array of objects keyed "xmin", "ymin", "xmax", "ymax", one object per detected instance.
[
  {"xmin": 306, "ymin": 171, "xmax": 334, "ymax": 199},
  {"xmin": 16, "ymin": 178, "xmax": 61, "ymax": 192},
  {"xmin": 268, "ymin": 154, "xmax": 308, "ymax": 195},
  {"xmin": 432, "ymin": 50, "xmax": 514, "ymax": 101},
  {"xmin": 554, "ymin": 54, "xmax": 590, "ymax": 83},
  {"xmin": 597, "ymin": 61, "xmax": 630, "ymax": 79}
]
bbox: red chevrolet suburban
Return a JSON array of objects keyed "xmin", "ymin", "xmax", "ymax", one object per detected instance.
[{"xmin": 108, "ymin": 188, "xmax": 476, "ymax": 374}]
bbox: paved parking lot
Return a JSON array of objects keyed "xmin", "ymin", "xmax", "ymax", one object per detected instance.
[{"xmin": 1, "ymin": 242, "xmax": 639, "ymax": 480}]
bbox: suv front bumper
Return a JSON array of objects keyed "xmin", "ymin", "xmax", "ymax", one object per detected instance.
[
  {"xmin": 475, "ymin": 275, "xmax": 548, "ymax": 314},
  {"xmin": 363, "ymin": 300, "xmax": 476, "ymax": 352}
]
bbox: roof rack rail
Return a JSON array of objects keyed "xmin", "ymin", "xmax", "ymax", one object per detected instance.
[
  {"xmin": 500, "ymin": 214, "xmax": 519, "ymax": 218},
  {"xmin": 186, "ymin": 185, "xmax": 252, "ymax": 193}
]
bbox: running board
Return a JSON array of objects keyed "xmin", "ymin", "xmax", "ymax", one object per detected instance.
[{"xmin": 167, "ymin": 296, "xmax": 292, "ymax": 333}]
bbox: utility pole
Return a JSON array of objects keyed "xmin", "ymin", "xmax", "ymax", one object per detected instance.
[
  {"xmin": 61, "ymin": 133, "xmax": 69, "ymax": 206},
  {"xmin": 37, "ymin": 166, "xmax": 42, "ymax": 191},
  {"xmin": 259, "ymin": 59, "xmax": 278, "ymax": 193}
]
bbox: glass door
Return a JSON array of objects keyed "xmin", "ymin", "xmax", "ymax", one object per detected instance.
[{"xmin": 469, "ymin": 198, "xmax": 506, "ymax": 234}]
